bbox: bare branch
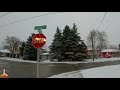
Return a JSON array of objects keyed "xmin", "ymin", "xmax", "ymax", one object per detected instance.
[{"xmin": 2, "ymin": 36, "xmax": 21, "ymax": 57}]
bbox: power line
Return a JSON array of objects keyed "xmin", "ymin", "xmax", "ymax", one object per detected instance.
[
  {"xmin": 0, "ymin": 12, "xmax": 12, "ymax": 18},
  {"xmin": 104, "ymin": 12, "xmax": 112, "ymax": 31},
  {"xmin": 104, "ymin": 20, "xmax": 112, "ymax": 31},
  {"xmin": 96, "ymin": 12, "xmax": 107, "ymax": 30},
  {"xmin": 0, "ymin": 12, "xmax": 63, "ymax": 29}
]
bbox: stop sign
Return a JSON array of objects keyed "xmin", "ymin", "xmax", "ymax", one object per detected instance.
[{"xmin": 32, "ymin": 34, "xmax": 46, "ymax": 48}]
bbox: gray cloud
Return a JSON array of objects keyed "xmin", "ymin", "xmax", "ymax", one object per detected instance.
[{"xmin": 0, "ymin": 12, "xmax": 120, "ymax": 50}]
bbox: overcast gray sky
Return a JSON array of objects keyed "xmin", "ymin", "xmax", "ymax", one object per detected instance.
[{"xmin": 0, "ymin": 12, "xmax": 120, "ymax": 50}]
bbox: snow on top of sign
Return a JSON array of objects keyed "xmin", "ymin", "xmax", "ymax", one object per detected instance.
[{"xmin": 101, "ymin": 49, "xmax": 120, "ymax": 52}]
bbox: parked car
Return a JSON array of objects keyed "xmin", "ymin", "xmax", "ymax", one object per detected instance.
[{"xmin": 105, "ymin": 54, "xmax": 112, "ymax": 58}]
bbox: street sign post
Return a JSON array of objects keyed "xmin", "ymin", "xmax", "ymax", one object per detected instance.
[{"xmin": 33, "ymin": 25, "xmax": 47, "ymax": 78}]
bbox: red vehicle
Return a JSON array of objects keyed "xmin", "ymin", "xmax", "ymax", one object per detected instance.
[
  {"xmin": 100, "ymin": 52, "xmax": 112, "ymax": 58},
  {"xmin": 105, "ymin": 53, "xmax": 112, "ymax": 58}
]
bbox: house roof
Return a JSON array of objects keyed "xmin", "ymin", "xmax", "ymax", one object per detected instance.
[
  {"xmin": 0, "ymin": 49, "xmax": 10, "ymax": 53},
  {"xmin": 87, "ymin": 48, "xmax": 100, "ymax": 51},
  {"xmin": 101, "ymin": 49, "xmax": 120, "ymax": 53},
  {"xmin": 41, "ymin": 53, "xmax": 50, "ymax": 55}
]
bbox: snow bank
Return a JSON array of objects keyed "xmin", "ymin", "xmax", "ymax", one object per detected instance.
[
  {"xmin": 0, "ymin": 57, "xmax": 36, "ymax": 63},
  {"xmin": 84, "ymin": 57, "xmax": 120, "ymax": 62},
  {"xmin": 1, "ymin": 57, "xmax": 120, "ymax": 64}
]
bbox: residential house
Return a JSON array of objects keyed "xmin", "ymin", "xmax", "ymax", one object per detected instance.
[
  {"xmin": 0, "ymin": 49, "xmax": 10, "ymax": 57},
  {"xmin": 40, "ymin": 53, "xmax": 51, "ymax": 61},
  {"xmin": 87, "ymin": 48, "xmax": 101, "ymax": 59},
  {"xmin": 100, "ymin": 49, "xmax": 120, "ymax": 58}
]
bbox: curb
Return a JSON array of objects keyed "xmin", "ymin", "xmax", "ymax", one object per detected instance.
[{"xmin": 48, "ymin": 70, "xmax": 83, "ymax": 78}]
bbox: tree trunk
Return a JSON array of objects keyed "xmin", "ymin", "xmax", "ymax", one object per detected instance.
[{"xmin": 91, "ymin": 33, "xmax": 94, "ymax": 61}]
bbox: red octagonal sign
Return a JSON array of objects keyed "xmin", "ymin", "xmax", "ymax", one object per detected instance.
[{"xmin": 32, "ymin": 34, "xmax": 46, "ymax": 48}]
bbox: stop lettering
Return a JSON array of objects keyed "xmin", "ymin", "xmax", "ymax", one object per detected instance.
[{"xmin": 32, "ymin": 34, "xmax": 46, "ymax": 48}]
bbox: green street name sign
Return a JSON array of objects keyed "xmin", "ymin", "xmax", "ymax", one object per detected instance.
[{"xmin": 34, "ymin": 25, "xmax": 47, "ymax": 30}]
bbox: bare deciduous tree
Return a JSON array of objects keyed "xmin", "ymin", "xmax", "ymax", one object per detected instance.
[
  {"xmin": 87, "ymin": 30, "xmax": 98, "ymax": 48},
  {"xmin": 87, "ymin": 29, "xmax": 98, "ymax": 61},
  {"xmin": 3, "ymin": 36, "xmax": 21, "ymax": 57},
  {"xmin": 109, "ymin": 45, "xmax": 119, "ymax": 50},
  {"xmin": 96, "ymin": 31, "xmax": 108, "ymax": 50},
  {"xmin": 87, "ymin": 30, "xmax": 108, "ymax": 60}
]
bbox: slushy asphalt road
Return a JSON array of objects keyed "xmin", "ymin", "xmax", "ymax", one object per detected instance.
[{"xmin": 1, "ymin": 59, "xmax": 120, "ymax": 78}]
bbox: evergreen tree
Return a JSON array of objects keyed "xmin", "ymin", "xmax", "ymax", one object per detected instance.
[
  {"xmin": 49, "ymin": 26, "xmax": 63, "ymax": 61},
  {"xmin": 49, "ymin": 24, "xmax": 87, "ymax": 61},
  {"xmin": 62, "ymin": 23, "xmax": 87, "ymax": 61},
  {"xmin": 62, "ymin": 25, "xmax": 71, "ymax": 60},
  {"xmin": 23, "ymin": 33, "xmax": 37, "ymax": 61},
  {"xmin": 72, "ymin": 23, "xmax": 87, "ymax": 60}
]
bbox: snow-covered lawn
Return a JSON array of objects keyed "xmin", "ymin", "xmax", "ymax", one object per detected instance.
[
  {"xmin": 0, "ymin": 57, "xmax": 37, "ymax": 63},
  {"xmin": 81, "ymin": 65, "xmax": 120, "ymax": 78},
  {"xmin": 84, "ymin": 57, "xmax": 120, "ymax": 62},
  {"xmin": 1, "ymin": 57, "xmax": 120, "ymax": 64},
  {"xmin": 48, "ymin": 64, "xmax": 120, "ymax": 78}
]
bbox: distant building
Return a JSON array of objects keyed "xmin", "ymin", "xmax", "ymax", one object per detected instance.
[
  {"xmin": 40, "ymin": 53, "xmax": 51, "ymax": 61},
  {"xmin": 87, "ymin": 48, "xmax": 101, "ymax": 59},
  {"xmin": 100, "ymin": 49, "xmax": 120, "ymax": 58},
  {"xmin": 0, "ymin": 49, "xmax": 10, "ymax": 57}
]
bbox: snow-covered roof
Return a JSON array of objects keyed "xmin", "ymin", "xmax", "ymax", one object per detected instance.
[
  {"xmin": 87, "ymin": 48, "xmax": 92, "ymax": 50},
  {"xmin": 41, "ymin": 53, "xmax": 50, "ymax": 55},
  {"xmin": 101, "ymin": 49, "xmax": 120, "ymax": 52},
  {"xmin": 87, "ymin": 48, "xmax": 100, "ymax": 51},
  {"xmin": 0, "ymin": 49, "xmax": 10, "ymax": 53}
]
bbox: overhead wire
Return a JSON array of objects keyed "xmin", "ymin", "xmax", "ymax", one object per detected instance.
[
  {"xmin": 0, "ymin": 12, "xmax": 12, "ymax": 18},
  {"xmin": 103, "ymin": 12, "xmax": 113, "ymax": 31},
  {"xmin": 96, "ymin": 12, "xmax": 107, "ymax": 30},
  {"xmin": 0, "ymin": 12, "xmax": 64, "ymax": 29}
]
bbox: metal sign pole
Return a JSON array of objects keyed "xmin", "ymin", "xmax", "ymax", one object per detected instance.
[
  {"xmin": 37, "ymin": 30, "xmax": 42, "ymax": 78},
  {"xmin": 37, "ymin": 48, "xmax": 40, "ymax": 78}
]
